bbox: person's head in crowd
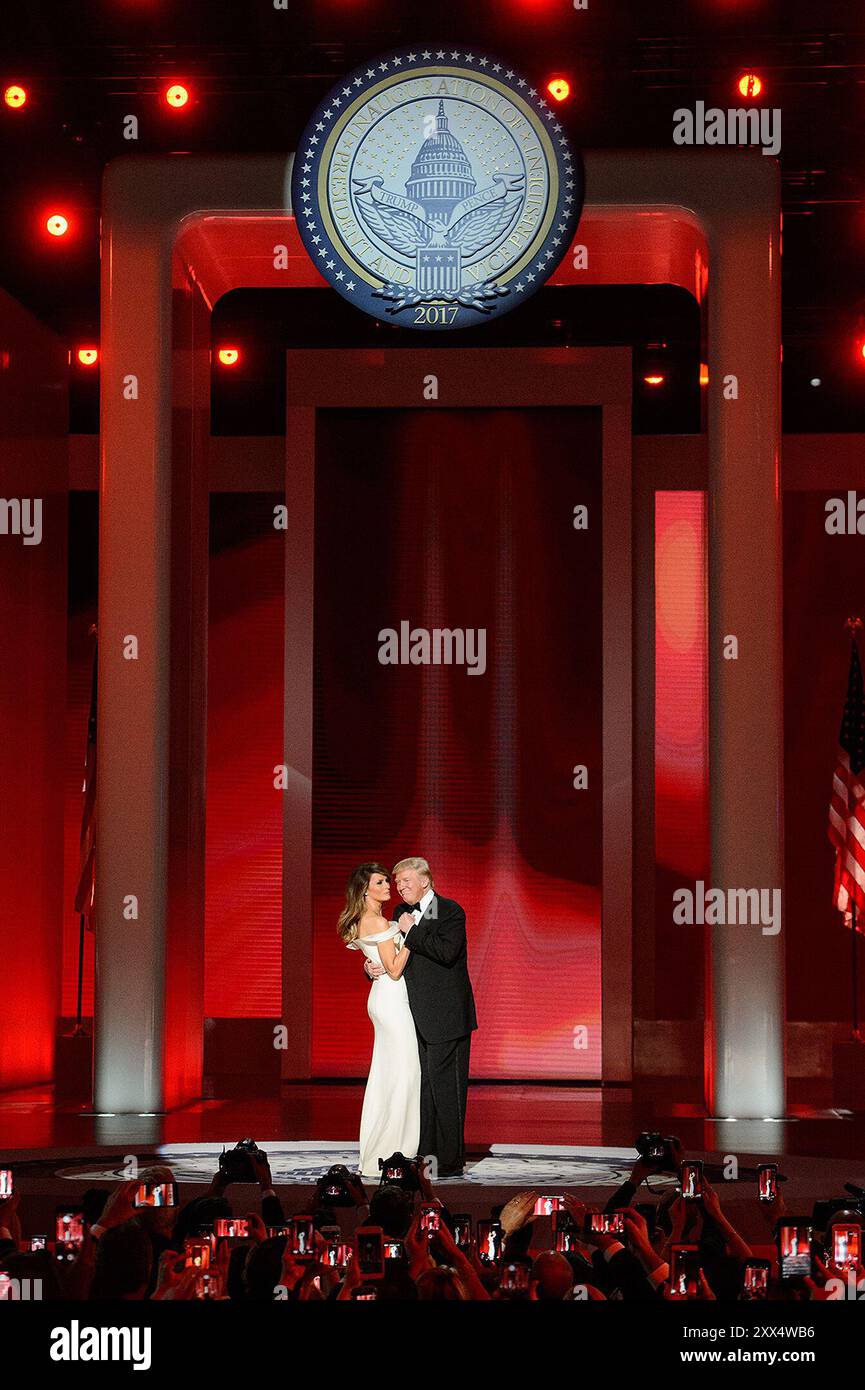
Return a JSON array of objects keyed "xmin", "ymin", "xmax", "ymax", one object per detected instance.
[
  {"xmin": 504, "ymin": 1222, "xmax": 534, "ymax": 1260},
  {"xmin": 416, "ymin": 1265, "xmax": 469, "ymax": 1300},
  {"xmin": 696, "ymin": 1213, "xmax": 727, "ymax": 1264},
  {"xmin": 0, "ymin": 1249, "xmax": 64, "ymax": 1300},
  {"xmin": 655, "ymin": 1190, "xmax": 677, "ymax": 1241},
  {"xmin": 227, "ymin": 1242, "xmax": 253, "ymax": 1300},
  {"xmin": 369, "ymin": 1184, "xmax": 414, "ymax": 1238},
  {"xmin": 243, "ymin": 1235, "xmax": 287, "ymax": 1301},
  {"xmin": 531, "ymin": 1251, "xmax": 575, "ymax": 1301},
  {"xmin": 90, "ymin": 1220, "xmax": 153, "ymax": 1299},
  {"xmin": 172, "ymin": 1195, "xmax": 232, "ymax": 1249},
  {"xmin": 378, "ymin": 1264, "xmax": 418, "ymax": 1300},
  {"xmin": 702, "ymin": 1253, "xmax": 745, "ymax": 1301},
  {"xmin": 81, "ymin": 1188, "xmax": 109, "ymax": 1231},
  {"xmin": 312, "ymin": 1206, "xmax": 339, "ymax": 1233},
  {"xmin": 563, "ymin": 1249, "xmax": 596, "ymax": 1289},
  {"xmin": 313, "ymin": 1264, "xmax": 340, "ymax": 1299}
]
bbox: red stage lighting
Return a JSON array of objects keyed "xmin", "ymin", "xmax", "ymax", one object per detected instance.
[
  {"xmin": 164, "ymin": 83, "xmax": 190, "ymax": 109},
  {"xmin": 45, "ymin": 213, "xmax": 70, "ymax": 238},
  {"xmin": 644, "ymin": 373, "xmax": 666, "ymax": 387},
  {"xmin": 216, "ymin": 347, "xmax": 240, "ymax": 367},
  {"xmin": 737, "ymin": 72, "xmax": 763, "ymax": 99},
  {"xmin": 4, "ymin": 85, "xmax": 27, "ymax": 110},
  {"xmin": 699, "ymin": 363, "xmax": 709, "ymax": 387},
  {"xmin": 546, "ymin": 77, "xmax": 571, "ymax": 103},
  {"xmin": 76, "ymin": 347, "xmax": 99, "ymax": 367}
]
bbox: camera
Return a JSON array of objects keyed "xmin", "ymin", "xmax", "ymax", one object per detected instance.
[
  {"xmin": 316, "ymin": 1164, "xmax": 359, "ymax": 1208},
  {"xmin": 811, "ymin": 1196, "xmax": 865, "ymax": 1232},
  {"xmin": 378, "ymin": 1152, "xmax": 421, "ymax": 1192},
  {"xmin": 218, "ymin": 1137, "xmax": 266, "ymax": 1184},
  {"xmin": 635, "ymin": 1132, "xmax": 679, "ymax": 1173}
]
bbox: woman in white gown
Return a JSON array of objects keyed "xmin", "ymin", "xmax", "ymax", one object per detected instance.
[{"xmin": 338, "ymin": 863, "xmax": 421, "ymax": 1179}]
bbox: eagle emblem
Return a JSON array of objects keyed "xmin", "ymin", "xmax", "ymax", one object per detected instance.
[{"xmin": 352, "ymin": 101, "xmax": 526, "ymax": 313}]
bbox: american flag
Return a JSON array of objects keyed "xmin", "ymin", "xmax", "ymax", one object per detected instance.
[
  {"xmin": 73, "ymin": 634, "xmax": 97, "ymax": 929},
  {"xmin": 828, "ymin": 633, "xmax": 865, "ymax": 933}
]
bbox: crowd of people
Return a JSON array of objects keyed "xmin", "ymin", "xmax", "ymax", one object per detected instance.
[{"xmin": 0, "ymin": 1144, "xmax": 861, "ymax": 1301}]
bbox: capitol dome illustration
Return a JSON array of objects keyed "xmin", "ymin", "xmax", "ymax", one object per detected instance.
[{"xmin": 405, "ymin": 100, "xmax": 477, "ymax": 224}]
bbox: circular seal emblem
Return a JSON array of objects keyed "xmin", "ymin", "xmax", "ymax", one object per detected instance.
[{"xmin": 291, "ymin": 47, "xmax": 583, "ymax": 330}]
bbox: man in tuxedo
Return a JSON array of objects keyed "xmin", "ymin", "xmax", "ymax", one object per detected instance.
[{"xmin": 364, "ymin": 857, "xmax": 477, "ymax": 1176}]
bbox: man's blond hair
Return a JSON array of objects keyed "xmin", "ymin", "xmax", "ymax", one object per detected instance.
[{"xmin": 393, "ymin": 856, "xmax": 434, "ymax": 890}]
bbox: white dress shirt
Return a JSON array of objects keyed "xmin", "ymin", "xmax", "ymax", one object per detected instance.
[{"xmin": 407, "ymin": 887, "xmax": 435, "ymax": 928}]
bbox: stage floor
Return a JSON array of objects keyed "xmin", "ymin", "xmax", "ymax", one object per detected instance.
[
  {"xmin": 1, "ymin": 1080, "xmax": 863, "ymax": 1160},
  {"xmin": 2, "ymin": 1083, "xmax": 864, "ymax": 1244},
  {"xmin": 1, "ymin": 1081, "xmax": 864, "ymax": 1167}
]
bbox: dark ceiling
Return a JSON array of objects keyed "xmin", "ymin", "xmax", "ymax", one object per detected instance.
[{"xmin": 2, "ymin": 0, "xmax": 864, "ymax": 430}]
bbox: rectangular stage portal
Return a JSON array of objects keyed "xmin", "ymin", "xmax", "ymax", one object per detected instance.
[{"xmin": 310, "ymin": 407, "xmax": 603, "ymax": 1079}]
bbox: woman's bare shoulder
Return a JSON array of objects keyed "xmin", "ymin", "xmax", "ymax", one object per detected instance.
[{"xmin": 357, "ymin": 921, "xmax": 402, "ymax": 943}]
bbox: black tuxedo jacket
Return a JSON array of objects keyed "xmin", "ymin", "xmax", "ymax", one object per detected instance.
[{"xmin": 395, "ymin": 893, "xmax": 478, "ymax": 1044}]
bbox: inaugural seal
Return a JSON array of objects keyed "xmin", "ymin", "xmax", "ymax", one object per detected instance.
[{"xmin": 291, "ymin": 47, "xmax": 583, "ymax": 330}]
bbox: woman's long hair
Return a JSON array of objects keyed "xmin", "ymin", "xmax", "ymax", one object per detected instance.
[{"xmin": 337, "ymin": 862, "xmax": 390, "ymax": 944}]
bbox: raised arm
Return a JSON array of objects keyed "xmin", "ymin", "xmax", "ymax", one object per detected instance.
[
  {"xmin": 403, "ymin": 899, "xmax": 466, "ymax": 967},
  {"xmin": 376, "ymin": 934, "xmax": 411, "ymax": 980}
]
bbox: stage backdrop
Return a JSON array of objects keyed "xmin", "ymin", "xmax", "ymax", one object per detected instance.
[{"xmin": 310, "ymin": 407, "xmax": 603, "ymax": 1078}]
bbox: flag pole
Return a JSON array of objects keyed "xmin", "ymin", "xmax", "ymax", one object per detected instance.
[
  {"xmin": 73, "ymin": 913, "xmax": 87, "ymax": 1037},
  {"xmin": 69, "ymin": 622, "xmax": 97, "ymax": 1041},
  {"xmin": 853, "ymin": 903, "xmax": 860, "ymax": 1041}
]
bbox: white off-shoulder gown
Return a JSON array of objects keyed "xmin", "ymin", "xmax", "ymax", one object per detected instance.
[{"xmin": 347, "ymin": 924, "xmax": 421, "ymax": 1179}]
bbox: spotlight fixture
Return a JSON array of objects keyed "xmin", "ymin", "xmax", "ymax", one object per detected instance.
[
  {"xmin": 45, "ymin": 213, "xmax": 70, "ymax": 238},
  {"xmin": 737, "ymin": 72, "xmax": 763, "ymax": 99},
  {"xmin": 643, "ymin": 373, "xmax": 665, "ymax": 387},
  {"xmin": 164, "ymin": 83, "xmax": 190, "ymax": 109},
  {"xmin": 3, "ymin": 84, "xmax": 27, "ymax": 110},
  {"xmin": 75, "ymin": 347, "xmax": 99, "ymax": 367},
  {"xmin": 546, "ymin": 76, "xmax": 571, "ymax": 103},
  {"xmin": 216, "ymin": 347, "xmax": 240, "ymax": 366}
]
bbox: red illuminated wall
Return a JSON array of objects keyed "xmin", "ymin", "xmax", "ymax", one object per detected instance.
[
  {"xmin": 654, "ymin": 491, "xmax": 709, "ymax": 1019},
  {"xmin": 0, "ymin": 292, "xmax": 67, "ymax": 1088},
  {"xmin": 61, "ymin": 608, "xmax": 97, "ymax": 1017},
  {"xmin": 310, "ymin": 408, "xmax": 604, "ymax": 1079},
  {"xmin": 204, "ymin": 496, "xmax": 284, "ymax": 1016}
]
